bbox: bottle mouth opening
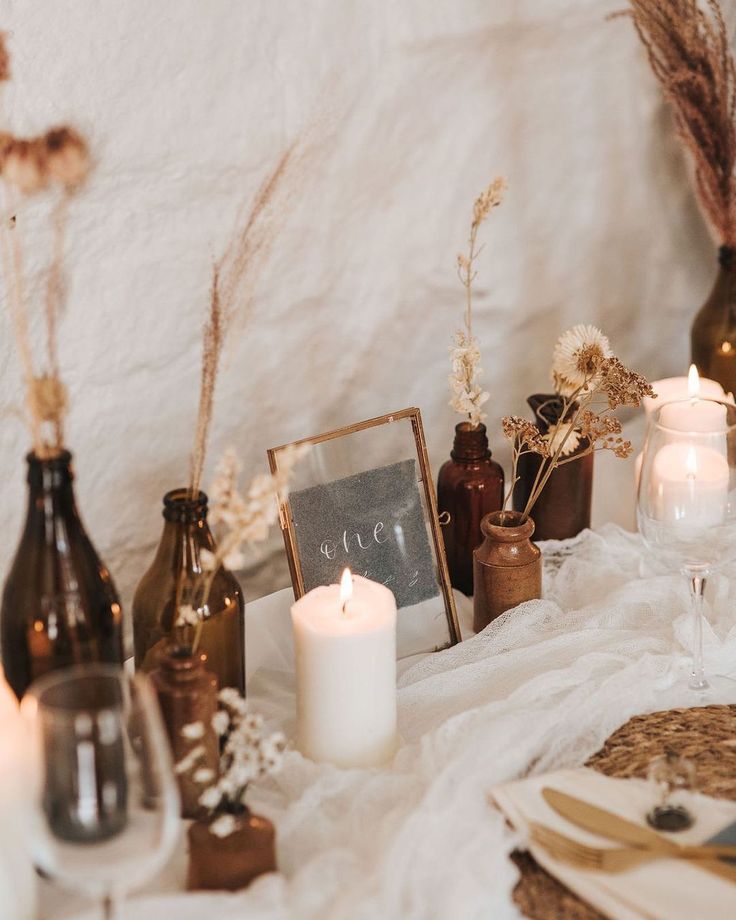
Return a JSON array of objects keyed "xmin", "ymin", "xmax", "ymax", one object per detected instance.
[
  {"xmin": 26, "ymin": 448, "xmax": 72, "ymax": 467},
  {"xmin": 163, "ymin": 488, "xmax": 208, "ymax": 523}
]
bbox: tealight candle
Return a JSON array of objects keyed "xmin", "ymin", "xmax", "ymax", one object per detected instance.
[
  {"xmin": 290, "ymin": 570, "xmax": 398, "ymax": 768},
  {"xmin": 651, "ymin": 443, "xmax": 729, "ymax": 529}
]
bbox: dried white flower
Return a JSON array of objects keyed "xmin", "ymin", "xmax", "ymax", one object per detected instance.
[
  {"xmin": 193, "ymin": 767, "xmax": 216, "ymax": 784},
  {"xmin": 212, "ymin": 710, "xmax": 230, "ymax": 736},
  {"xmin": 181, "ymin": 721, "xmax": 205, "ymax": 741},
  {"xmin": 551, "ymin": 324, "xmax": 612, "ymax": 396},
  {"xmin": 544, "ymin": 422, "xmax": 581, "ymax": 457},
  {"xmin": 199, "ymin": 786, "xmax": 222, "ymax": 810},
  {"xmin": 209, "ymin": 814, "xmax": 238, "ymax": 839},
  {"xmin": 448, "ymin": 331, "xmax": 490, "ymax": 427},
  {"xmin": 176, "ymin": 604, "xmax": 200, "ymax": 628}
]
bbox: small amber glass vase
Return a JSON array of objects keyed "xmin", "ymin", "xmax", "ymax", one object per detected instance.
[
  {"xmin": 133, "ymin": 489, "xmax": 245, "ymax": 694},
  {"xmin": 691, "ymin": 246, "xmax": 736, "ymax": 395},
  {"xmin": 472, "ymin": 510, "xmax": 542, "ymax": 633},
  {"xmin": 437, "ymin": 423, "xmax": 504, "ymax": 596},
  {"xmin": 187, "ymin": 806, "xmax": 277, "ymax": 891},
  {"xmin": 149, "ymin": 646, "xmax": 219, "ymax": 818}
]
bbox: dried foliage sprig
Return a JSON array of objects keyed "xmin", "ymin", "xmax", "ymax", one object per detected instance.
[
  {"xmin": 449, "ymin": 177, "xmax": 506, "ymax": 428},
  {"xmin": 615, "ymin": 0, "xmax": 736, "ymax": 246},
  {"xmin": 0, "ymin": 33, "xmax": 91, "ymax": 457},
  {"xmin": 503, "ymin": 325, "xmax": 654, "ymax": 522},
  {"xmin": 174, "ymin": 443, "xmax": 310, "ymax": 656},
  {"xmin": 175, "ymin": 688, "xmax": 286, "ymax": 838},
  {"xmin": 188, "ymin": 139, "xmax": 306, "ymax": 497}
]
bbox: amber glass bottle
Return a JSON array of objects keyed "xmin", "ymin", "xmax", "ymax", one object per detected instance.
[
  {"xmin": 437, "ymin": 423, "xmax": 504, "ymax": 596},
  {"xmin": 691, "ymin": 246, "xmax": 736, "ymax": 395},
  {"xmin": 133, "ymin": 489, "xmax": 245, "ymax": 694},
  {"xmin": 1, "ymin": 451, "xmax": 124, "ymax": 699}
]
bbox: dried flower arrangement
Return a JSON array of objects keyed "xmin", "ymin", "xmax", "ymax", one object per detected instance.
[
  {"xmin": 502, "ymin": 324, "xmax": 654, "ymax": 522},
  {"xmin": 615, "ymin": 0, "xmax": 736, "ymax": 247},
  {"xmin": 172, "ymin": 443, "xmax": 309, "ymax": 654},
  {"xmin": 449, "ymin": 177, "xmax": 507, "ymax": 427},
  {"xmin": 0, "ymin": 32, "xmax": 91, "ymax": 457},
  {"xmin": 176, "ymin": 687, "xmax": 286, "ymax": 838}
]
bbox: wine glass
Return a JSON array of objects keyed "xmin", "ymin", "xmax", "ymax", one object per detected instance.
[
  {"xmin": 21, "ymin": 664, "xmax": 180, "ymax": 919},
  {"xmin": 637, "ymin": 398, "xmax": 736, "ymax": 692}
]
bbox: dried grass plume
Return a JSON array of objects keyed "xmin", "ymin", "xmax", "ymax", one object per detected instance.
[{"xmin": 615, "ymin": 0, "xmax": 736, "ymax": 246}]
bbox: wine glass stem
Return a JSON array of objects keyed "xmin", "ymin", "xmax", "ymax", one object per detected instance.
[
  {"xmin": 103, "ymin": 893, "xmax": 120, "ymax": 920},
  {"xmin": 689, "ymin": 573, "xmax": 709, "ymax": 691}
]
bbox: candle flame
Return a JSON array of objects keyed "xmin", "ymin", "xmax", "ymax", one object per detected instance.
[
  {"xmin": 339, "ymin": 568, "xmax": 353, "ymax": 605},
  {"xmin": 686, "ymin": 445, "xmax": 698, "ymax": 478},
  {"xmin": 688, "ymin": 364, "xmax": 700, "ymax": 399}
]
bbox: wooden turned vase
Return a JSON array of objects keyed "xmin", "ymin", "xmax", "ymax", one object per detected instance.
[
  {"xmin": 472, "ymin": 510, "xmax": 542, "ymax": 633},
  {"xmin": 187, "ymin": 808, "xmax": 277, "ymax": 891}
]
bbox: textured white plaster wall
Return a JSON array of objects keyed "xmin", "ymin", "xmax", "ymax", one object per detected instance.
[{"xmin": 0, "ymin": 0, "xmax": 719, "ymax": 624}]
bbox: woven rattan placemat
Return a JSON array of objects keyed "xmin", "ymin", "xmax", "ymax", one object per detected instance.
[{"xmin": 511, "ymin": 705, "xmax": 736, "ymax": 919}]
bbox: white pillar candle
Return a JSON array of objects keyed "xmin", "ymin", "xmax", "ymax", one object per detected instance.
[
  {"xmin": 643, "ymin": 365, "xmax": 726, "ymax": 419},
  {"xmin": 290, "ymin": 570, "xmax": 398, "ymax": 769},
  {"xmin": 651, "ymin": 443, "xmax": 729, "ymax": 529},
  {"xmin": 0, "ymin": 669, "xmax": 36, "ymax": 920}
]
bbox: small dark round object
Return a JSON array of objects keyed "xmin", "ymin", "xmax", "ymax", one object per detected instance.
[{"xmin": 646, "ymin": 804, "xmax": 694, "ymax": 832}]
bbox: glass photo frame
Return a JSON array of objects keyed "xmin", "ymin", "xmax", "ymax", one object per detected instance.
[{"xmin": 267, "ymin": 407, "xmax": 460, "ymax": 658}]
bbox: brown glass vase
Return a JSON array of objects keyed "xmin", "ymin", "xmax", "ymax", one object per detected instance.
[
  {"xmin": 472, "ymin": 510, "xmax": 542, "ymax": 633},
  {"xmin": 187, "ymin": 807, "xmax": 277, "ymax": 891},
  {"xmin": 1, "ymin": 450, "xmax": 124, "ymax": 699},
  {"xmin": 511, "ymin": 394, "xmax": 593, "ymax": 541},
  {"xmin": 437, "ymin": 423, "xmax": 504, "ymax": 596},
  {"xmin": 133, "ymin": 488, "xmax": 245, "ymax": 694},
  {"xmin": 149, "ymin": 647, "xmax": 219, "ymax": 818},
  {"xmin": 691, "ymin": 246, "xmax": 736, "ymax": 395}
]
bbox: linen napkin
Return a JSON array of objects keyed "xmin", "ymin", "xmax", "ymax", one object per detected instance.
[{"xmin": 490, "ymin": 767, "xmax": 736, "ymax": 920}]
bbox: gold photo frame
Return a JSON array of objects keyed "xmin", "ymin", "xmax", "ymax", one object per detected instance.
[{"xmin": 267, "ymin": 407, "xmax": 461, "ymax": 657}]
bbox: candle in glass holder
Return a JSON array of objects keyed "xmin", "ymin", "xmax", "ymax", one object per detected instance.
[
  {"xmin": 290, "ymin": 570, "xmax": 398, "ymax": 768},
  {"xmin": 652, "ymin": 443, "xmax": 729, "ymax": 529}
]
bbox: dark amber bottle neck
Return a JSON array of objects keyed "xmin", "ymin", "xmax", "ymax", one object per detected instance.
[
  {"xmin": 719, "ymin": 246, "xmax": 736, "ymax": 273},
  {"xmin": 154, "ymin": 489, "xmax": 214, "ymax": 574},
  {"xmin": 24, "ymin": 449, "xmax": 79, "ymax": 523},
  {"xmin": 451, "ymin": 423, "xmax": 491, "ymax": 462},
  {"xmin": 163, "ymin": 488, "xmax": 208, "ymax": 524}
]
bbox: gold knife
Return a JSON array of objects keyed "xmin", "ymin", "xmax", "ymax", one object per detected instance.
[
  {"xmin": 542, "ymin": 788, "xmax": 679, "ymax": 852},
  {"xmin": 541, "ymin": 787, "xmax": 736, "ymax": 884}
]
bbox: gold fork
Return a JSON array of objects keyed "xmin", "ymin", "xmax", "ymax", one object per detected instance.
[{"xmin": 530, "ymin": 823, "xmax": 736, "ymax": 878}]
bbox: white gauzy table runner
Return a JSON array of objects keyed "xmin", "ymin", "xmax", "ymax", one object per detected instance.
[{"xmin": 44, "ymin": 524, "xmax": 736, "ymax": 920}]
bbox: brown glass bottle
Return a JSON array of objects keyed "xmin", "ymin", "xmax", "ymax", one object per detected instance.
[
  {"xmin": 133, "ymin": 489, "xmax": 245, "ymax": 694},
  {"xmin": 513, "ymin": 395, "xmax": 593, "ymax": 541},
  {"xmin": 691, "ymin": 246, "xmax": 736, "ymax": 395},
  {"xmin": 437, "ymin": 423, "xmax": 504, "ymax": 596},
  {"xmin": 1, "ymin": 451, "xmax": 124, "ymax": 699}
]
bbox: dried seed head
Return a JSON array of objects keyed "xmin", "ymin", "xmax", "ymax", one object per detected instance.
[
  {"xmin": 3, "ymin": 138, "xmax": 48, "ymax": 195},
  {"xmin": 0, "ymin": 32, "xmax": 11, "ymax": 83},
  {"xmin": 45, "ymin": 127, "xmax": 90, "ymax": 188}
]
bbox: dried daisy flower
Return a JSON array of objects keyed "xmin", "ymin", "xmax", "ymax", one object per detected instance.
[
  {"xmin": 551, "ymin": 324, "xmax": 612, "ymax": 396},
  {"xmin": 448, "ymin": 177, "xmax": 506, "ymax": 427},
  {"xmin": 503, "ymin": 326, "xmax": 651, "ymax": 521}
]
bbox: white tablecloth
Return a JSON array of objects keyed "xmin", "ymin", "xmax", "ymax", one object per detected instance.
[{"xmin": 43, "ymin": 523, "xmax": 736, "ymax": 920}]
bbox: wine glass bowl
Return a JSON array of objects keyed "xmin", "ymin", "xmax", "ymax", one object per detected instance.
[
  {"xmin": 22, "ymin": 664, "xmax": 180, "ymax": 916},
  {"xmin": 637, "ymin": 398, "xmax": 736, "ymax": 691}
]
